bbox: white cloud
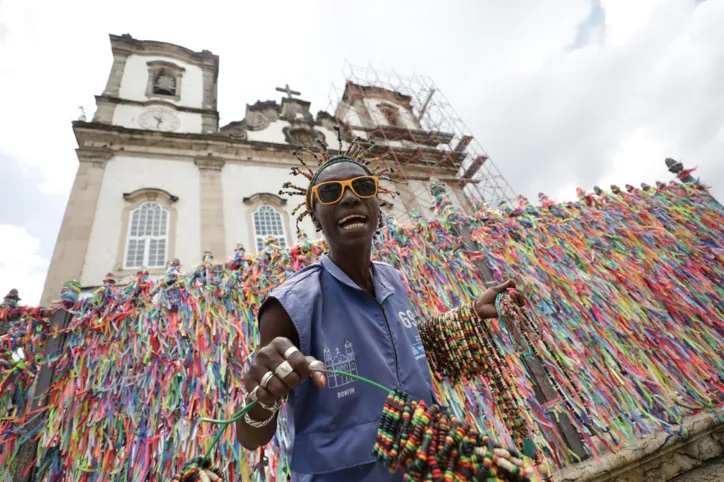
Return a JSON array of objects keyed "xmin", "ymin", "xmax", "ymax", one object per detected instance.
[
  {"xmin": 601, "ymin": 0, "xmax": 661, "ymax": 47},
  {"xmin": 2, "ymin": 0, "xmax": 722, "ymax": 204},
  {"xmin": 0, "ymin": 225, "xmax": 49, "ymax": 306},
  {"xmin": 463, "ymin": 0, "xmax": 724, "ymax": 203}
]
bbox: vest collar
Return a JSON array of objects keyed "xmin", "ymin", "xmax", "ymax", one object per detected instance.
[{"xmin": 320, "ymin": 254, "xmax": 394, "ymax": 304}]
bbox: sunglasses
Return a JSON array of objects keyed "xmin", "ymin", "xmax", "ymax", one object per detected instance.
[{"xmin": 310, "ymin": 175, "xmax": 379, "ymax": 206}]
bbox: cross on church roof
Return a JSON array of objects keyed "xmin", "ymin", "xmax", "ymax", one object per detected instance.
[{"xmin": 275, "ymin": 83, "xmax": 301, "ymax": 99}]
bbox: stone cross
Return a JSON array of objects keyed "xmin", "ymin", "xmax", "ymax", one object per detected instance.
[{"xmin": 275, "ymin": 83, "xmax": 301, "ymax": 99}]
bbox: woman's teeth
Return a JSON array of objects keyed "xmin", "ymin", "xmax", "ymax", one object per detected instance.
[{"xmin": 342, "ymin": 222, "xmax": 366, "ymax": 231}]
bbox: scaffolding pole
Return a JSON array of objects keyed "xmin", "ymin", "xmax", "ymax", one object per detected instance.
[{"xmin": 328, "ymin": 62, "xmax": 517, "ymax": 219}]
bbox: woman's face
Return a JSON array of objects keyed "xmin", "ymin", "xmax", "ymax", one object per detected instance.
[{"xmin": 311, "ymin": 162, "xmax": 380, "ymax": 253}]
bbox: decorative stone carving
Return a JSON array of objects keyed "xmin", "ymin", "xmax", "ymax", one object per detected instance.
[
  {"xmin": 242, "ymin": 192, "xmax": 287, "ymax": 206},
  {"xmin": 220, "ymin": 121, "xmax": 248, "ymax": 140},
  {"xmin": 280, "ymin": 98, "xmax": 313, "ymax": 123},
  {"xmin": 316, "ymin": 111, "xmax": 338, "ymax": 131},
  {"xmin": 244, "ymin": 101, "xmax": 280, "ymax": 131},
  {"xmin": 283, "ymin": 125, "xmax": 324, "ymax": 147},
  {"xmin": 122, "ymin": 187, "xmax": 179, "ymax": 203}
]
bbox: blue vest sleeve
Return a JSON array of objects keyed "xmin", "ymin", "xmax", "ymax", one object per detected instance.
[{"xmin": 262, "ymin": 280, "xmax": 317, "ymax": 356}]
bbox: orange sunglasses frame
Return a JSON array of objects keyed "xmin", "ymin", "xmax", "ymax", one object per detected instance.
[{"xmin": 310, "ymin": 175, "xmax": 380, "ymax": 206}]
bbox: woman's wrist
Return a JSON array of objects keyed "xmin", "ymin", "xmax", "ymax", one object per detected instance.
[
  {"xmin": 244, "ymin": 405, "xmax": 278, "ymax": 428},
  {"xmin": 243, "ymin": 386, "xmax": 286, "ymax": 426}
]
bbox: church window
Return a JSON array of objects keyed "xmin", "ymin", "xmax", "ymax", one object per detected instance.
[
  {"xmin": 124, "ymin": 202, "xmax": 169, "ymax": 269},
  {"xmin": 146, "ymin": 61, "xmax": 185, "ymax": 101},
  {"xmin": 346, "ymin": 107, "xmax": 362, "ymax": 126},
  {"xmin": 253, "ymin": 204, "xmax": 287, "ymax": 252},
  {"xmin": 379, "ymin": 104, "xmax": 406, "ymax": 129},
  {"xmin": 153, "ymin": 69, "xmax": 177, "ymax": 96}
]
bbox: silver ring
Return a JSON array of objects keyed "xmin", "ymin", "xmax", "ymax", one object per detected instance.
[
  {"xmin": 309, "ymin": 360, "xmax": 325, "ymax": 372},
  {"xmin": 283, "ymin": 346, "xmax": 300, "ymax": 360},
  {"xmin": 274, "ymin": 360, "xmax": 294, "ymax": 379},
  {"xmin": 260, "ymin": 370, "xmax": 275, "ymax": 389},
  {"xmin": 246, "ymin": 386, "xmax": 259, "ymax": 403}
]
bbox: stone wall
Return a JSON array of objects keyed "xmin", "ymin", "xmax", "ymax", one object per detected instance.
[{"xmin": 554, "ymin": 413, "xmax": 724, "ymax": 482}]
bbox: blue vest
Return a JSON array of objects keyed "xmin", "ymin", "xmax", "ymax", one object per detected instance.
[{"xmin": 265, "ymin": 254, "xmax": 435, "ymax": 479}]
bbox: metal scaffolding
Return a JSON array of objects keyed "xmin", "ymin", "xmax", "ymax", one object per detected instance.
[{"xmin": 327, "ymin": 61, "xmax": 518, "ymax": 219}]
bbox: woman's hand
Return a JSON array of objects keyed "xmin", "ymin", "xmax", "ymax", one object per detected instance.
[
  {"xmin": 474, "ymin": 280, "xmax": 527, "ymax": 319},
  {"xmin": 244, "ymin": 337, "xmax": 326, "ymax": 409}
]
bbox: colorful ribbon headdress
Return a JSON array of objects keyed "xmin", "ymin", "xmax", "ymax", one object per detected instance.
[{"xmin": 279, "ymin": 126, "xmax": 399, "ymax": 232}]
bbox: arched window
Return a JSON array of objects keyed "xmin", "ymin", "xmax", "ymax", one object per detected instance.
[
  {"xmin": 253, "ymin": 204, "xmax": 286, "ymax": 252},
  {"xmin": 146, "ymin": 61, "xmax": 184, "ymax": 101},
  {"xmin": 379, "ymin": 103, "xmax": 406, "ymax": 129},
  {"xmin": 124, "ymin": 202, "xmax": 169, "ymax": 269},
  {"xmin": 153, "ymin": 69, "xmax": 177, "ymax": 96}
]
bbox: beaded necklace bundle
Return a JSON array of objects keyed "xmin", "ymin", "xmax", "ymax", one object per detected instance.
[
  {"xmin": 373, "ymin": 389, "xmax": 532, "ymax": 481},
  {"xmin": 418, "ymin": 292, "xmax": 552, "ymax": 477},
  {"xmin": 168, "ymin": 292, "xmax": 537, "ymax": 482}
]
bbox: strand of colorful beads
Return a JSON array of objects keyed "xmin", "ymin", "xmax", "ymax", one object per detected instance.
[
  {"xmin": 373, "ymin": 388, "xmax": 533, "ymax": 481},
  {"xmin": 418, "ymin": 292, "xmax": 557, "ymax": 478},
  {"xmin": 172, "ymin": 370, "xmax": 531, "ymax": 482}
]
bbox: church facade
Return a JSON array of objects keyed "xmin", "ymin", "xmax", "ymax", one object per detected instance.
[{"xmin": 40, "ymin": 34, "xmax": 474, "ymax": 304}]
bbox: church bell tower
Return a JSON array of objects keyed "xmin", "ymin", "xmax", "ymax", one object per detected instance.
[
  {"xmin": 93, "ymin": 33, "xmax": 219, "ymax": 134},
  {"xmin": 40, "ymin": 35, "xmax": 220, "ymax": 305}
]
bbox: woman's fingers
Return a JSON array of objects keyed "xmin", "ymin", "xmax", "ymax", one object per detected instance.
[
  {"xmin": 306, "ymin": 355, "xmax": 327, "ymax": 388},
  {"xmin": 497, "ymin": 279, "xmax": 514, "ymax": 292},
  {"xmin": 256, "ymin": 376, "xmax": 288, "ymax": 406},
  {"xmin": 286, "ymin": 349, "xmax": 310, "ymax": 381},
  {"xmin": 499, "ymin": 279, "xmax": 527, "ymax": 307},
  {"xmin": 245, "ymin": 337, "xmax": 327, "ymax": 406}
]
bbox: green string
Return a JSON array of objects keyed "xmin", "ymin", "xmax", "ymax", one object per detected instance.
[{"xmin": 199, "ymin": 370, "xmax": 393, "ymax": 460}]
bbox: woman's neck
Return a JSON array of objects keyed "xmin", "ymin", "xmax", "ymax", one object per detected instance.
[{"xmin": 329, "ymin": 245, "xmax": 373, "ymax": 295}]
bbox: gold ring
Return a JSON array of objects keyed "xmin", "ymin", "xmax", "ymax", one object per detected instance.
[{"xmin": 274, "ymin": 360, "xmax": 294, "ymax": 379}]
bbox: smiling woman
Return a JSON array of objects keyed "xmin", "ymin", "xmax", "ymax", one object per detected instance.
[{"xmin": 235, "ymin": 128, "xmax": 525, "ymax": 482}]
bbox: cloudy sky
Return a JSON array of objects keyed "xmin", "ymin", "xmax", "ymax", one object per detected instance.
[{"xmin": 1, "ymin": 0, "xmax": 722, "ymax": 305}]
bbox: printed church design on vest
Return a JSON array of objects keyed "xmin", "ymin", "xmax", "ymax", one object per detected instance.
[{"xmin": 323, "ymin": 341, "xmax": 358, "ymax": 388}]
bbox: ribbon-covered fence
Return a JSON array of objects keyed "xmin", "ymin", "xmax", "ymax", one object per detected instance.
[{"xmin": 1, "ymin": 180, "xmax": 723, "ymax": 481}]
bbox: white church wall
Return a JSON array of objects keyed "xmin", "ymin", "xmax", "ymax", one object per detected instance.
[
  {"xmin": 245, "ymin": 120, "xmax": 287, "ymax": 144},
  {"xmin": 112, "ymin": 104, "xmax": 203, "ymax": 133},
  {"xmin": 408, "ymin": 179, "xmax": 437, "ymax": 218},
  {"xmin": 222, "ymin": 162, "xmax": 319, "ymax": 254},
  {"xmin": 244, "ymin": 122, "xmax": 348, "ymax": 153},
  {"xmin": 318, "ymin": 126, "xmax": 350, "ymax": 152},
  {"xmin": 118, "ymin": 54, "xmax": 204, "ymax": 109},
  {"xmin": 81, "ymin": 155, "xmax": 201, "ymax": 286}
]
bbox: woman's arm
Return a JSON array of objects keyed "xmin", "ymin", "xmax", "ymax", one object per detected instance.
[
  {"xmin": 473, "ymin": 280, "xmax": 526, "ymax": 319},
  {"xmin": 236, "ymin": 299, "xmax": 325, "ymax": 450}
]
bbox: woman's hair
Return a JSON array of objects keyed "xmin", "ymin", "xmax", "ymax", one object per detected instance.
[{"xmin": 278, "ymin": 126, "xmax": 398, "ymax": 233}]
